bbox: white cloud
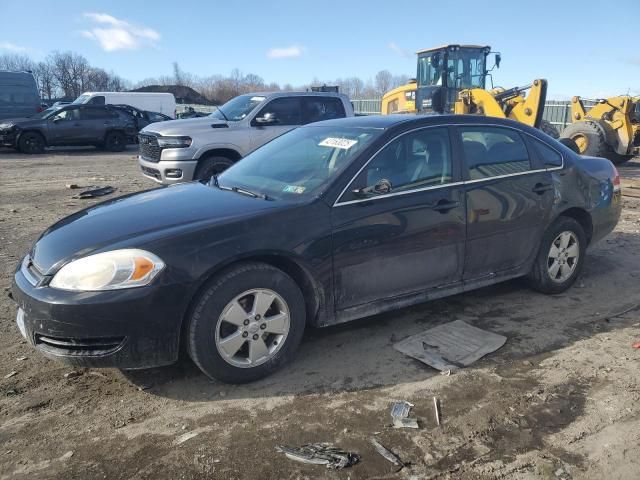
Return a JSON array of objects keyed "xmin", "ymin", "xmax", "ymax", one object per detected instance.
[
  {"xmin": 0, "ymin": 42, "xmax": 29, "ymax": 53},
  {"xmin": 267, "ymin": 45, "xmax": 304, "ymax": 59},
  {"xmin": 81, "ymin": 12, "xmax": 160, "ymax": 51},
  {"xmin": 389, "ymin": 42, "xmax": 412, "ymax": 59}
]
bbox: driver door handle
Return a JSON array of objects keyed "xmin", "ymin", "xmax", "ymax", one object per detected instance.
[{"xmin": 429, "ymin": 199, "xmax": 460, "ymax": 213}]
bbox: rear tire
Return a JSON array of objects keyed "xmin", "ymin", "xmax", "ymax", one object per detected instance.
[
  {"xmin": 538, "ymin": 120, "xmax": 559, "ymax": 139},
  {"xmin": 18, "ymin": 131, "xmax": 45, "ymax": 154},
  {"xmin": 104, "ymin": 131, "xmax": 126, "ymax": 152},
  {"xmin": 560, "ymin": 120, "xmax": 608, "ymax": 158},
  {"xmin": 527, "ymin": 216, "xmax": 586, "ymax": 294},
  {"xmin": 187, "ymin": 262, "xmax": 306, "ymax": 383},
  {"xmin": 194, "ymin": 155, "xmax": 234, "ymax": 181}
]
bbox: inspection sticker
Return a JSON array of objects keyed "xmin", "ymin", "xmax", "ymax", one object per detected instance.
[
  {"xmin": 283, "ymin": 185, "xmax": 306, "ymax": 194},
  {"xmin": 318, "ymin": 137, "xmax": 358, "ymax": 149}
]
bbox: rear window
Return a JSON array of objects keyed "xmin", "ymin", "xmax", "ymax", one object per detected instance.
[{"xmin": 303, "ymin": 97, "xmax": 346, "ymax": 124}]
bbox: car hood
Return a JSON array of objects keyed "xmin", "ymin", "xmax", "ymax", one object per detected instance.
[
  {"xmin": 141, "ymin": 117, "xmax": 233, "ymax": 136},
  {"xmin": 30, "ymin": 182, "xmax": 282, "ymax": 273},
  {"xmin": 0, "ymin": 117, "xmax": 43, "ymax": 128}
]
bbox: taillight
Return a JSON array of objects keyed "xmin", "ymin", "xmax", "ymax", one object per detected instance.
[{"xmin": 612, "ymin": 166, "xmax": 621, "ymax": 192}]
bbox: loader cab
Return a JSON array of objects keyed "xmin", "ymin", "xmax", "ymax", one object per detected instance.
[{"xmin": 416, "ymin": 45, "xmax": 492, "ymax": 114}]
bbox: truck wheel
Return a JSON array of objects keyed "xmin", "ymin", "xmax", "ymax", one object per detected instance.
[
  {"xmin": 104, "ymin": 131, "xmax": 126, "ymax": 152},
  {"xmin": 194, "ymin": 155, "xmax": 234, "ymax": 181},
  {"xmin": 560, "ymin": 120, "xmax": 608, "ymax": 157},
  {"xmin": 187, "ymin": 262, "xmax": 306, "ymax": 383},
  {"xmin": 18, "ymin": 132, "xmax": 45, "ymax": 154},
  {"xmin": 538, "ymin": 120, "xmax": 559, "ymax": 139},
  {"xmin": 526, "ymin": 216, "xmax": 586, "ymax": 294}
]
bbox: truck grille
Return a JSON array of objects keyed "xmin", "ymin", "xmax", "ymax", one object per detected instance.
[{"xmin": 138, "ymin": 133, "xmax": 161, "ymax": 162}]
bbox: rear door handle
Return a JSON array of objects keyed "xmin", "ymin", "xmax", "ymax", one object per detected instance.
[
  {"xmin": 532, "ymin": 183, "xmax": 553, "ymax": 194},
  {"xmin": 429, "ymin": 199, "xmax": 460, "ymax": 213}
]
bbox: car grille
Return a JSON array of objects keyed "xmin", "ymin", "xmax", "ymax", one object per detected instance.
[
  {"xmin": 34, "ymin": 334, "xmax": 125, "ymax": 357},
  {"xmin": 138, "ymin": 133, "xmax": 161, "ymax": 162},
  {"xmin": 141, "ymin": 165, "xmax": 161, "ymax": 180}
]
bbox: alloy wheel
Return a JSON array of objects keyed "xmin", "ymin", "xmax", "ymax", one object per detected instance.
[
  {"xmin": 547, "ymin": 231, "xmax": 580, "ymax": 283},
  {"xmin": 215, "ymin": 289, "xmax": 290, "ymax": 368}
]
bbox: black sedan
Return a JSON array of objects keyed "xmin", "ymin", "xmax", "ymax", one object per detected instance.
[{"xmin": 12, "ymin": 115, "xmax": 622, "ymax": 383}]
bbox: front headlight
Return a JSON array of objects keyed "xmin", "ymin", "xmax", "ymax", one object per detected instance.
[
  {"xmin": 0, "ymin": 123, "xmax": 14, "ymax": 130},
  {"xmin": 157, "ymin": 136, "xmax": 192, "ymax": 148},
  {"xmin": 49, "ymin": 249, "xmax": 165, "ymax": 291}
]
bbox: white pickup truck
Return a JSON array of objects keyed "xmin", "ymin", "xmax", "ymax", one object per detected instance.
[{"xmin": 137, "ymin": 91, "xmax": 354, "ymax": 184}]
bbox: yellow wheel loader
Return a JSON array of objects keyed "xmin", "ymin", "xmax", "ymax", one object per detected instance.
[
  {"xmin": 454, "ymin": 79, "xmax": 559, "ymax": 138},
  {"xmin": 559, "ymin": 96, "xmax": 640, "ymax": 164},
  {"xmin": 380, "ymin": 80, "xmax": 417, "ymax": 114}
]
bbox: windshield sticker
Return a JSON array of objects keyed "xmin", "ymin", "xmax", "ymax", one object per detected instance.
[
  {"xmin": 250, "ymin": 96, "xmax": 266, "ymax": 102},
  {"xmin": 319, "ymin": 137, "xmax": 358, "ymax": 149},
  {"xmin": 283, "ymin": 185, "xmax": 306, "ymax": 194}
]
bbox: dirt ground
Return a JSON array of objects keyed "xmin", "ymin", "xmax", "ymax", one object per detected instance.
[{"xmin": 0, "ymin": 146, "xmax": 639, "ymax": 480}]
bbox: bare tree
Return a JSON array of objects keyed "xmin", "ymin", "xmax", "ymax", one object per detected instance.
[{"xmin": 374, "ymin": 70, "xmax": 393, "ymax": 96}]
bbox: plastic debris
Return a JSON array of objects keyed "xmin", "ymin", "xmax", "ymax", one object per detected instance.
[
  {"xmin": 73, "ymin": 186, "xmax": 116, "ymax": 199},
  {"xmin": 275, "ymin": 443, "xmax": 360, "ymax": 469},
  {"xmin": 633, "ymin": 342, "xmax": 640, "ymax": 349},
  {"xmin": 370, "ymin": 438, "xmax": 405, "ymax": 469},
  {"xmin": 64, "ymin": 371, "xmax": 82, "ymax": 379},
  {"xmin": 3, "ymin": 371, "xmax": 17, "ymax": 379},
  {"xmin": 433, "ymin": 397, "xmax": 441, "ymax": 426},
  {"xmin": 391, "ymin": 401, "xmax": 419, "ymax": 428}
]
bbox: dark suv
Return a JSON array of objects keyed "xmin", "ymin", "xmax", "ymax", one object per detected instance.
[{"xmin": 0, "ymin": 104, "xmax": 136, "ymax": 154}]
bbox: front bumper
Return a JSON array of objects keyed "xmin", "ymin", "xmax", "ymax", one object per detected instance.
[
  {"xmin": 139, "ymin": 156, "xmax": 198, "ymax": 185},
  {"xmin": 0, "ymin": 130, "xmax": 18, "ymax": 147},
  {"xmin": 11, "ymin": 264, "xmax": 190, "ymax": 369}
]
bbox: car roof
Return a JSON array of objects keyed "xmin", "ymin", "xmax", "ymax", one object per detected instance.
[{"xmin": 245, "ymin": 91, "xmax": 347, "ymax": 99}]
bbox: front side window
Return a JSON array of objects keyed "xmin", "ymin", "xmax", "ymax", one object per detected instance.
[
  {"xmin": 460, "ymin": 127, "xmax": 531, "ymax": 179},
  {"xmin": 347, "ymin": 127, "xmax": 453, "ymax": 199},
  {"xmin": 218, "ymin": 126, "xmax": 381, "ymax": 200},
  {"xmin": 53, "ymin": 108, "xmax": 81, "ymax": 121},
  {"xmin": 303, "ymin": 97, "xmax": 345, "ymax": 124},
  {"xmin": 254, "ymin": 97, "xmax": 302, "ymax": 126}
]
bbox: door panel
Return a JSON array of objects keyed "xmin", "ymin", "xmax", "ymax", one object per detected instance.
[
  {"xmin": 332, "ymin": 188, "xmax": 466, "ymax": 309},
  {"xmin": 457, "ymin": 126, "xmax": 554, "ymax": 279},
  {"xmin": 249, "ymin": 97, "xmax": 301, "ymax": 151},
  {"xmin": 47, "ymin": 107, "xmax": 83, "ymax": 144},
  {"xmin": 331, "ymin": 126, "xmax": 465, "ymax": 310}
]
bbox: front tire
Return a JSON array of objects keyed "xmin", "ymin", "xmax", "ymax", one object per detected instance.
[
  {"xmin": 194, "ymin": 155, "xmax": 234, "ymax": 181},
  {"xmin": 187, "ymin": 262, "xmax": 306, "ymax": 383},
  {"xmin": 18, "ymin": 132, "xmax": 45, "ymax": 154},
  {"xmin": 104, "ymin": 131, "xmax": 127, "ymax": 152},
  {"xmin": 527, "ymin": 216, "xmax": 586, "ymax": 294}
]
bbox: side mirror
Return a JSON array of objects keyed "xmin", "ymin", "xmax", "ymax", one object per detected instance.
[
  {"xmin": 353, "ymin": 178, "xmax": 392, "ymax": 198},
  {"xmin": 495, "ymin": 53, "xmax": 501, "ymax": 69},
  {"xmin": 255, "ymin": 112, "xmax": 278, "ymax": 125}
]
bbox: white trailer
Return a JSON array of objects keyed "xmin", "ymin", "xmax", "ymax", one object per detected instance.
[{"xmin": 73, "ymin": 92, "xmax": 176, "ymax": 118}]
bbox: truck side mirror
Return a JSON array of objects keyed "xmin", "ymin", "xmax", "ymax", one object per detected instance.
[
  {"xmin": 495, "ymin": 53, "xmax": 501, "ymax": 69},
  {"xmin": 255, "ymin": 112, "xmax": 278, "ymax": 125}
]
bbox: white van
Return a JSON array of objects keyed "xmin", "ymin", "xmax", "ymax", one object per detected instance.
[{"xmin": 73, "ymin": 92, "xmax": 176, "ymax": 118}]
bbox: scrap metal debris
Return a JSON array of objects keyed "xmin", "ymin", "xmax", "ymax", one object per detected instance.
[
  {"xmin": 433, "ymin": 397, "xmax": 441, "ymax": 426},
  {"xmin": 3, "ymin": 371, "xmax": 17, "ymax": 379},
  {"xmin": 394, "ymin": 320, "xmax": 507, "ymax": 371},
  {"xmin": 370, "ymin": 438, "xmax": 405, "ymax": 469},
  {"xmin": 390, "ymin": 401, "xmax": 419, "ymax": 429},
  {"xmin": 275, "ymin": 443, "xmax": 360, "ymax": 469},
  {"xmin": 72, "ymin": 186, "xmax": 116, "ymax": 199}
]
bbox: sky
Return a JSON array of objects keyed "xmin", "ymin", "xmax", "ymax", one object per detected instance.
[{"xmin": 1, "ymin": 0, "xmax": 638, "ymax": 99}]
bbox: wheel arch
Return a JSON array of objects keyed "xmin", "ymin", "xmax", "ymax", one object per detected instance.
[
  {"xmin": 197, "ymin": 147, "xmax": 242, "ymax": 162},
  {"xmin": 556, "ymin": 207, "xmax": 593, "ymax": 245},
  {"xmin": 17, "ymin": 128, "xmax": 48, "ymax": 146},
  {"xmin": 178, "ymin": 252, "xmax": 325, "ymax": 352}
]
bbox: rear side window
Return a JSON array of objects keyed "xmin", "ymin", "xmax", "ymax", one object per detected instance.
[
  {"xmin": 88, "ymin": 96, "xmax": 106, "ymax": 105},
  {"xmin": 529, "ymin": 138, "xmax": 563, "ymax": 167},
  {"xmin": 303, "ymin": 97, "xmax": 346, "ymax": 124},
  {"xmin": 460, "ymin": 127, "xmax": 531, "ymax": 179},
  {"xmin": 81, "ymin": 108, "xmax": 113, "ymax": 120},
  {"xmin": 255, "ymin": 97, "xmax": 302, "ymax": 126}
]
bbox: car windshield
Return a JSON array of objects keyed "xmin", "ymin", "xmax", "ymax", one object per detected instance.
[
  {"xmin": 210, "ymin": 94, "xmax": 266, "ymax": 122},
  {"xmin": 72, "ymin": 94, "xmax": 90, "ymax": 104},
  {"xmin": 217, "ymin": 125, "xmax": 382, "ymax": 200},
  {"xmin": 32, "ymin": 106, "xmax": 62, "ymax": 119}
]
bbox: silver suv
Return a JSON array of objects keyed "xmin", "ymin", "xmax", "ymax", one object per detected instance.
[{"xmin": 138, "ymin": 91, "xmax": 354, "ymax": 184}]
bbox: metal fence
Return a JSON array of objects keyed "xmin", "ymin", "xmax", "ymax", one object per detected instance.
[{"xmin": 350, "ymin": 98, "xmax": 599, "ymax": 132}]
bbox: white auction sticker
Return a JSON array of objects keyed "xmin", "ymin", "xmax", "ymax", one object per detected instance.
[
  {"xmin": 250, "ymin": 96, "xmax": 266, "ymax": 102},
  {"xmin": 318, "ymin": 137, "xmax": 358, "ymax": 149}
]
